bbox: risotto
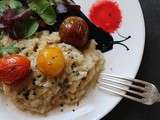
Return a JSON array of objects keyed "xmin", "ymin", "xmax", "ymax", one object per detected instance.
[{"xmin": 0, "ymin": 31, "xmax": 104, "ymax": 114}]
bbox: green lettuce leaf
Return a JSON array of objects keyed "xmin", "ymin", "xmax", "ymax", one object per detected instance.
[
  {"xmin": 0, "ymin": 0, "xmax": 23, "ymax": 15},
  {"xmin": 0, "ymin": 1, "xmax": 9, "ymax": 15},
  {"xmin": 9, "ymin": 0, "xmax": 23, "ymax": 9},
  {"xmin": 23, "ymin": 18, "xmax": 39, "ymax": 38},
  {"xmin": 39, "ymin": 5, "xmax": 56, "ymax": 26},
  {"xmin": 12, "ymin": 18, "xmax": 39, "ymax": 39},
  {"xmin": 0, "ymin": 44, "xmax": 20, "ymax": 55},
  {"xmin": 28, "ymin": 0, "xmax": 56, "ymax": 25}
]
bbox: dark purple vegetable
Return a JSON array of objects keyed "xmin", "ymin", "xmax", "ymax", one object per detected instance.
[
  {"xmin": 0, "ymin": 9, "xmax": 32, "ymax": 26},
  {"xmin": 38, "ymin": 18, "xmax": 48, "ymax": 28},
  {"xmin": 0, "ymin": 9, "xmax": 17, "ymax": 27},
  {"xmin": 0, "ymin": 9, "xmax": 33, "ymax": 39}
]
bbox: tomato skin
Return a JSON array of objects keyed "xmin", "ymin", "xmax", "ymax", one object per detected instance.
[
  {"xmin": 37, "ymin": 46, "xmax": 65, "ymax": 77},
  {"xmin": 59, "ymin": 16, "xmax": 89, "ymax": 48},
  {"xmin": 0, "ymin": 55, "xmax": 30, "ymax": 85}
]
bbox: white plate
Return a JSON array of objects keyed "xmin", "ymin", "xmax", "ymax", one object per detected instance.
[{"xmin": 0, "ymin": 0, "xmax": 145, "ymax": 120}]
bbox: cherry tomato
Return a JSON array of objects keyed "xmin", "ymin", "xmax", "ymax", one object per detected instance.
[
  {"xmin": 0, "ymin": 55, "xmax": 31, "ymax": 85},
  {"xmin": 37, "ymin": 46, "xmax": 65, "ymax": 77},
  {"xmin": 59, "ymin": 16, "xmax": 89, "ymax": 48}
]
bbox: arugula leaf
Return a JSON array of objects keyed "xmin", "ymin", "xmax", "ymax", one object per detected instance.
[
  {"xmin": 14, "ymin": 18, "xmax": 39, "ymax": 38},
  {"xmin": 23, "ymin": 18, "xmax": 39, "ymax": 38},
  {"xmin": 28, "ymin": 0, "xmax": 50, "ymax": 14},
  {"xmin": 0, "ymin": 1, "xmax": 9, "ymax": 15},
  {"xmin": 0, "ymin": 0, "xmax": 23, "ymax": 15},
  {"xmin": 9, "ymin": 0, "xmax": 23, "ymax": 9},
  {"xmin": 39, "ymin": 5, "xmax": 56, "ymax": 26},
  {"xmin": 28, "ymin": 0, "xmax": 56, "ymax": 25},
  {"xmin": 0, "ymin": 44, "xmax": 20, "ymax": 55}
]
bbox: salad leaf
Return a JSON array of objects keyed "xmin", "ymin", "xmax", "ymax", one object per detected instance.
[
  {"xmin": 28, "ymin": 0, "xmax": 56, "ymax": 25},
  {"xmin": 0, "ymin": 0, "xmax": 23, "ymax": 14},
  {"xmin": 14, "ymin": 18, "xmax": 39, "ymax": 38},
  {"xmin": 23, "ymin": 18, "xmax": 39, "ymax": 38},
  {"xmin": 0, "ymin": 1, "xmax": 9, "ymax": 15},
  {"xmin": 9, "ymin": 0, "xmax": 23, "ymax": 9},
  {"xmin": 28, "ymin": 0, "xmax": 50, "ymax": 14},
  {"xmin": 9, "ymin": 0, "xmax": 24, "ymax": 13},
  {"xmin": 0, "ymin": 44, "xmax": 20, "ymax": 55},
  {"xmin": 40, "ymin": 5, "xmax": 56, "ymax": 26},
  {"xmin": 0, "ymin": 8, "xmax": 35, "ymax": 39}
]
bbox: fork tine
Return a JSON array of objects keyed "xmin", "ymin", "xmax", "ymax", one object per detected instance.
[
  {"xmin": 98, "ymin": 85, "xmax": 143, "ymax": 103},
  {"xmin": 100, "ymin": 77, "xmax": 146, "ymax": 91},
  {"xmin": 99, "ymin": 81, "xmax": 145, "ymax": 97},
  {"xmin": 101, "ymin": 73, "xmax": 149, "ymax": 85}
]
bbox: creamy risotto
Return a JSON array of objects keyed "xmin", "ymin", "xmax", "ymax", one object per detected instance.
[{"xmin": 0, "ymin": 31, "xmax": 104, "ymax": 114}]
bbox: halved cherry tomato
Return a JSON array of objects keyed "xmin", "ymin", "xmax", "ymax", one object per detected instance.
[
  {"xmin": 37, "ymin": 46, "xmax": 65, "ymax": 77},
  {"xmin": 0, "ymin": 55, "xmax": 30, "ymax": 85}
]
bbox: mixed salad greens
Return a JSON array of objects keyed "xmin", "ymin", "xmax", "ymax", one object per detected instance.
[
  {"xmin": 0, "ymin": 0, "xmax": 61, "ymax": 39},
  {"xmin": 0, "ymin": 0, "xmax": 83, "ymax": 55},
  {"xmin": 0, "ymin": 0, "xmax": 129, "ymax": 55}
]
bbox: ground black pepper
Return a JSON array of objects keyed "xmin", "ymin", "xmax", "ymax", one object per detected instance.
[
  {"xmin": 60, "ymin": 109, "xmax": 63, "ymax": 112},
  {"xmin": 23, "ymin": 90, "xmax": 30, "ymax": 100},
  {"xmin": 72, "ymin": 109, "xmax": 75, "ymax": 112},
  {"xmin": 32, "ymin": 91, "xmax": 36, "ymax": 95},
  {"xmin": 32, "ymin": 78, "xmax": 36, "ymax": 85},
  {"xmin": 60, "ymin": 104, "xmax": 64, "ymax": 107},
  {"xmin": 37, "ymin": 75, "xmax": 41, "ymax": 78},
  {"xmin": 77, "ymin": 102, "xmax": 79, "ymax": 106}
]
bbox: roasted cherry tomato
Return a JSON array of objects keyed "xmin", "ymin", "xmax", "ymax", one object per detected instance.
[
  {"xmin": 59, "ymin": 16, "xmax": 89, "ymax": 48},
  {"xmin": 37, "ymin": 46, "xmax": 65, "ymax": 77},
  {"xmin": 0, "ymin": 55, "xmax": 30, "ymax": 85}
]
